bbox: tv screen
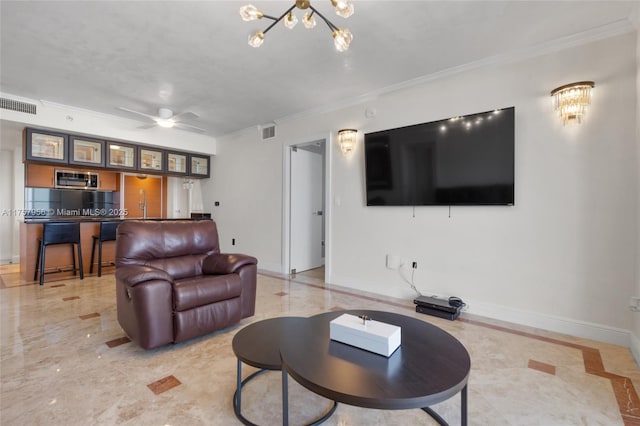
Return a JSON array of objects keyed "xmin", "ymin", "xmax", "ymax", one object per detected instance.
[{"xmin": 364, "ymin": 107, "xmax": 515, "ymax": 206}]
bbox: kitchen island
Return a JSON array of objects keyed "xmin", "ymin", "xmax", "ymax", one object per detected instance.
[{"xmin": 20, "ymin": 217, "xmax": 206, "ymax": 283}]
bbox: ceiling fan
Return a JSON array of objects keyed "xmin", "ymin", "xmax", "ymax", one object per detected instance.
[{"xmin": 118, "ymin": 107, "xmax": 206, "ymax": 133}]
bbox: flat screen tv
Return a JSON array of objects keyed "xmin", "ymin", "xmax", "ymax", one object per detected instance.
[{"xmin": 364, "ymin": 107, "xmax": 515, "ymax": 206}]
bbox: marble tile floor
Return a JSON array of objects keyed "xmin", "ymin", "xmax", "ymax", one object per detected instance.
[{"xmin": 2, "ymin": 267, "xmax": 640, "ymax": 425}]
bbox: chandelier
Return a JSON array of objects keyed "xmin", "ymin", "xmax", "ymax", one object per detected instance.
[
  {"xmin": 239, "ymin": 0, "xmax": 354, "ymax": 52},
  {"xmin": 550, "ymin": 81, "xmax": 595, "ymax": 125}
]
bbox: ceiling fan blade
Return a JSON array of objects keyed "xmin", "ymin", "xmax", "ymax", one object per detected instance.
[
  {"xmin": 174, "ymin": 122, "xmax": 206, "ymax": 133},
  {"xmin": 171, "ymin": 111, "xmax": 199, "ymax": 122},
  {"xmin": 137, "ymin": 123, "xmax": 158, "ymax": 130},
  {"xmin": 118, "ymin": 106, "xmax": 158, "ymax": 121}
]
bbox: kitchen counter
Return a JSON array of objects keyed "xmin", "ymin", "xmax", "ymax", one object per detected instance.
[
  {"xmin": 23, "ymin": 217, "xmax": 207, "ymax": 223},
  {"xmin": 20, "ymin": 217, "xmax": 209, "ymax": 282}
]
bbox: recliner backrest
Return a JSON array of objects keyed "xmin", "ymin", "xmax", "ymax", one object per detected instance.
[{"xmin": 116, "ymin": 220, "xmax": 220, "ymax": 279}]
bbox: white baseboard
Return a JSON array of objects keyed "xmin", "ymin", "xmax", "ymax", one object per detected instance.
[
  {"xmin": 256, "ymin": 261, "xmax": 283, "ymax": 274},
  {"xmin": 465, "ymin": 299, "xmax": 631, "ymax": 347},
  {"xmin": 327, "ymin": 274, "xmax": 632, "ymax": 348},
  {"xmin": 630, "ymin": 333, "xmax": 640, "ymax": 368}
]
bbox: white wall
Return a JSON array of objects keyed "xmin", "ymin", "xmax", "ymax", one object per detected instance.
[
  {"xmin": 205, "ymin": 32, "xmax": 638, "ymax": 344},
  {"xmin": 0, "ymin": 122, "xmax": 26, "ymax": 263},
  {"xmin": 203, "ymin": 130, "xmax": 284, "ymax": 271},
  {"xmin": 632, "ymin": 14, "xmax": 640, "ymax": 360}
]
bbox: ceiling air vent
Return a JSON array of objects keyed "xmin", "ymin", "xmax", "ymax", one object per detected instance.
[
  {"xmin": 260, "ymin": 124, "xmax": 276, "ymax": 140},
  {"xmin": 0, "ymin": 97, "xmax": 37, "ymax": 115}
]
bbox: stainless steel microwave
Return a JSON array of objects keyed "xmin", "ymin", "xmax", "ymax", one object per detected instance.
[{"xmin": 55, "ymin": 170, "xmax": 99, "ymax": 189}]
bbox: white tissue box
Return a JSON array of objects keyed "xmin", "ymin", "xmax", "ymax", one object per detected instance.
[{"xmin": 329, "ymin": 313, "xmax": 401, "ymax": 357}]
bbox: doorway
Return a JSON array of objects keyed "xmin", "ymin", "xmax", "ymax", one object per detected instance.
[
  {"xmin": 286, "ymin": 140, "xmax": 326, "ymax": 278},
  {"xmin": 122, "ymin": 174, "xmax": 165, "ymax": 218}
]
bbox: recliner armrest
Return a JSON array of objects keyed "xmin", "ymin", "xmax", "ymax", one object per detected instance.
[
  {"xmin": 115, "ymin": 265, "xmax": 174, "ymax": 287},
  {"xmin": 202, "ymin": 253, "xmax": 258, "ymax": 275}
]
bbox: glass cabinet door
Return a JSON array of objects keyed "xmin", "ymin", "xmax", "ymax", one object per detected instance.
[
  {"xmin": 106, "ymin": 142, "xmax": 137, "ymax": 169},
  {"xmin": 69, "ymin": 136, "xmax": 105, "ymax": 167},
  {"xmin": 25, "ymin": 128, "xmax": 68, "ymax": 164},
  {"xmin": 138, "ymin": 147, "xmax": 165, "ymax": 172},
  {"xmin": 190, "ymin": 155, "xmax": 210, "ymax": 178},
  {"xmin": 167, "ymin": 152, "xmax": 188, "ymax": 175}
]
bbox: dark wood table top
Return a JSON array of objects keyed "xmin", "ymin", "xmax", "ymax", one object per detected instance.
[
  {"xmin": 279, "ymin": 310, "xmax": 471, "ymax": 410},
  {"xmin": 232, "ymin": 316, "xmax": 307, "ymax": 370}
]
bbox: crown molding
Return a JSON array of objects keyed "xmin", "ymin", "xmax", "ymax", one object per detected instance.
[{"xmin": 269, "ymin": 18, "xmax": 636, "ymax": 128}]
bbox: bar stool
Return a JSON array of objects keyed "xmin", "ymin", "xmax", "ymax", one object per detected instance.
[
  {"xmin": 34, "ymin": 222, "xmax": 84, "ymax": 286},
  {"xmin": 90, "ymin": 221, "xmax": 121, "ymax": 277}
]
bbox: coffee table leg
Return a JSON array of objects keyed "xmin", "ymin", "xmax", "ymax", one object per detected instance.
[
  {"xmin": 282, "ymin": 368, "xmax": 289, "ymax": 426},
  {"xmin": 461, "ymin": 384, "xmax": 467, "ymax": 426},
  {"xmin": 236, "ymin": 359, "xmax": 242, "ymax": 415}
]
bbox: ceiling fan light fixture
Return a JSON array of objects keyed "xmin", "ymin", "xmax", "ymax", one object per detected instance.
[
  {"xmin": 157, "ymin": 119, "xmax": 175, "ymax": 128},
  {"xmin": 248, "ymin": 31, "xmax": 265, "ymax": 48},
  {"xmin": 303, "ymin": 12, "xmax": 316, "ymax": 29},
  {"xmin": 239, "ymin": 4, "xmax": 263, "ymax": 21},
  {"xmin": 332, "ymin": 28, "xmax": 352, "ymax": 52}
]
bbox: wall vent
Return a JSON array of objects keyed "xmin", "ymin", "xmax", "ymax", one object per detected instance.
[
  {"xmin": 261, "ymin": 124, "xmax": 276, "ymax": 140},
  {"xmin": 0, "ymin": 97, "xmax": 37, "ymax": 115}
]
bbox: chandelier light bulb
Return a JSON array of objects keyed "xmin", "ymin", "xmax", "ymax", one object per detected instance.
[
  {"xmin": 303, "ymin": 12, "xmax": 316, "ymax": 29},
  {"xmin": 239, "ymin": 4, "xmax": 263, "ymax": 21},
  {"xmin": 332, "ymin": 0, "xmax": 354, "ymax": 18},
  {"xmin": 284, "ymin": 12, "xmax": 298, "ymax": 29},
  {"xmin": 333, "ymin": 28, "xmax": 353, "ymax": 52},
  {"xmin": 248, "ymin": 31, "xmax": 265, "ymax": 48}
]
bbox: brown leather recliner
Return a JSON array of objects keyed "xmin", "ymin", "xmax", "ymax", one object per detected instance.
[{"xmin": 115, "ymin": 220, "xmax": 257, "ymax": 350}]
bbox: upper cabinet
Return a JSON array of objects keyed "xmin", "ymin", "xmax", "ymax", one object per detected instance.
[
  {"xmin": 69, "ymin": 136, "xmax": 105, "ymax": 167},
  {"xmin": 166, "ymin": 151, "xmax": 189, "ymax": 176},
  {"xmin": 138, "ymin": 147, "xmax": 165, "ymax": 173},
  {"xmin": 106, "ymin": 141, "xmax": 137, "ymax": 170},
  {"xmin": 24, "ymin": 127, "xmax": 212, "ymax": 179},
  {"xmin": 25, "ymin": 128, "xmax": 69, "ymax": 164},
  {"xmin": 190, "ymin": 154, "xmax": 210, "ymax": 178}
]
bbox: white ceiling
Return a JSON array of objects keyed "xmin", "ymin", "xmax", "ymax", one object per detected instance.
[{"xmin": 1, "ymin": 1, "xmax": 637, "ymax": 137}]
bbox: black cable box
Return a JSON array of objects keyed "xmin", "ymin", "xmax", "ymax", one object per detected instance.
[
  {"xmin": 413, "ymin": 296, "xmax": 459, "ymax": 314},
  {"xmin": 416, "ymin": 304, "xmax": 461, "ymax": 321}
]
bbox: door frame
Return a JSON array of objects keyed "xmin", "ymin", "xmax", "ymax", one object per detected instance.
[
  {"xmin": 282, "ymin": 132, "xmax": 333, "ymax": 280},
  {"xmin": 120, "ymin": 172, "xmax": 165, "ymax": 218}
]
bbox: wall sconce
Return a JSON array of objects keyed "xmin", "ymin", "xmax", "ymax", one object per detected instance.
[
  {"xmin": 338, "ymin": 129, "xmax": 357, "ymax": 155},
  {"xmin": 550, "ymin": 81, "xmax": 594, "ymax": 125}
]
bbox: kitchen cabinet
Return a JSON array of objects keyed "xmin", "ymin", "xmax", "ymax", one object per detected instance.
[
  {"xmin": 106, "ymin": 141, "xmax": 137, "ymax": 170},
  {"xmin": 99, "ymin": 171, "xmax": 118, "ymax": 191},
  {"xmin": 138, "ymin": 147, "xmax": 165, "ymax": 173},
  {"xmin": 190, "ymin": 154, "xmax": 210, "ymax": 178},
  {"xmin": 24, "ymin": 128, "xmax": 68, "ymax": 164},
  {"xmin": 166, "ymin": 151, "xmax": 189, "ymax": 176},
  {"xmin": 69, "ymin": 136, "xmax": 105, "ymax": 167},
  {"xmin": 25, "ymin": 164, "xmax": 56, "ymax": 187}
]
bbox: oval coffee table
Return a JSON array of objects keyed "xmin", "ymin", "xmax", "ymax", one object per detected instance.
[
  {"xmin": 279, "ymin": 310, "xmax": 470, "ymax": 426},
  {"xmin": 232, "ymin": 316, "xmax": 338, "ymax": 426}
]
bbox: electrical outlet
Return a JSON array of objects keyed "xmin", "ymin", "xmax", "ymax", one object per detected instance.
[
  {"xmin": 412, "ymin": 261, "xmax": 417, "ymax": 269},
  {"xmin": 629, "ymin": 296, "xmax": 640, "ymax": 312}
]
